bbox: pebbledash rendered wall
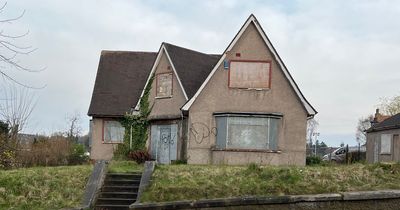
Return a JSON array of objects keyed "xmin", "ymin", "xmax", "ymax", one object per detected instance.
[
  {"xmin": 366, "ymin": 128, "xmax": 400, "ymax": 163},
  {"xmin": 146, "ymin": 49, "xmax": 188, "ymax": 161},
  {"xmin": 90, "ymin": 117, "xmax": 119, "ymax": 160},
  {"xmin": 147, "ymin": 49, "xmax": 187, "ymax": 121},
  {"xmin": 186, "ymin": 23, "xmax": 308, "ymax": 166}
]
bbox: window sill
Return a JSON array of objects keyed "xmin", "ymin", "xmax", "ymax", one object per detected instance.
[
  {"xmin": 380, "ymin": 153, "xmax": 391, "ymax": 155},
  {"xmin": 211, "ymin": 148, "xmax": 281, "ymax": 153},
  {"xmin": 229, "ymin": 87, "xmax": 270, "ymax": 91},
  {"xmin": 155, "ymin": 96, "xmax": 172, "ymax": 99},
  {"xmin": 102, "ymin": 141, "xmax": 124, "ymax": 144}
]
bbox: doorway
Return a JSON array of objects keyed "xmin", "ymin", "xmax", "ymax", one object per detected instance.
[{"xmin": 150, "ymin": 124, "xmax": 177, "ymax": 164}]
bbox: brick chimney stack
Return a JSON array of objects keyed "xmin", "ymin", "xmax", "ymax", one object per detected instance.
[{"xmin": 371, "ymin": 108, "xmax": 390, "ymax": 126}]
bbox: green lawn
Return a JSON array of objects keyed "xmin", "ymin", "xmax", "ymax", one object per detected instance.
[
  {"xmin": 0, "ymin": 164, "xmax": 92, "ymax": 210},
  {"xmin": 140, "ymin": 163, "xmax": 400, "ymax": 202},
  {"xmin": 108, "ymin": 160, "xmax": 143, "ymax": 173}
]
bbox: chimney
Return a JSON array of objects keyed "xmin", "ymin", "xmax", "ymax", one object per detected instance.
[{"xmin": 371, "ymin": 109, "xmax": 380, "ymax": 126}]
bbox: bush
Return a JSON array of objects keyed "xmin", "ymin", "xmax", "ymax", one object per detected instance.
[
  {"xmin": 0, "ymin": 134, "xmax": 18, "ymax": 169},
  {"xmin": 127, "ymin": 150, "xmax": 151, "ymax": 164},
  {"xmin": 306, "ymin": 156, "xmax": 322, "ymax": 165},
  {"xmin": 246, "ymin": 163, "xmax": 262, "ymax": 173},
  {"xmin": 16, "ymin": 136, "xmax": 89, "ymax": 167},
  {"xmin": 17, "ymin": 136, "xmax": 70, "ymax": 167},
  {"xmin": 68, "ymin": 143, "xmax": 89, "ymax": 165},
  {"xmin": 172, "ymin": 159, "xmax": 187, "ymax": 165}
]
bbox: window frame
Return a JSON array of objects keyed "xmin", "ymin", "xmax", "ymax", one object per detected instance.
[
  {"xmin": 214, "ymin": 113, "xmax": 281, "ymax": 152},
  {"xmin": 155, "ymin": 72, "xmax": 173, "ymax": 98},
  {"xmin": 380, "ymin": 134, "xmax": 392, "ymax": 155},
  {"xmin": 228, "ymin": 60, "xmax": 272, "ymax": 90},
  {"xmin": 102, "ymin": 119, "xmax": 125, "ymax": 144}
]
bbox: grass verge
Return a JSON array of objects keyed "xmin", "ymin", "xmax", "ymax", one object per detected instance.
[
  {"xmin": 0, "ymin": 164, "xmax": 92, "ymax": 209},
  {"xmin": 108, "ymin": 160, "xmax": 143, "ymax": 173},
  {"xmin": 140, "ymin": 163, "xmax": 400, "ymax": 202}
]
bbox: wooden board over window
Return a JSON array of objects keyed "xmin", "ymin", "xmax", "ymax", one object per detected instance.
[
  {"xmin": 381, "ymin": 134, "xmax": 392, "ymax": 154},
  {"xmin": 103, "ymin": 120, "xmax": 125, "ymax": 143},
  {"xmin": 156, "ymin": 73, "xmax": 172, "ymax": 97},
  {"xmin": 229, "ymin": 60, "xmax": 271, "ymax": 89}
]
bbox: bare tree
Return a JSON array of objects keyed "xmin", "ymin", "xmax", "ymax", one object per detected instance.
[
  {"xmin": 307, "ymin": 118, "xmax": 319, "ymax": 144},
  {"xmin": 355, "ymin": 115, "xmax": 373, "ymax": 145},
  {"xmin": 65, "ymin": 111, "xmax": 82, "ymax": 142},
  {"xmin": 0, "ymin": 84, "xmax": 37, "ymax": 139},
  {"xmin": 378, "ymin": 95, "xmax": 400, "ymax": 116},
  {"xmin": 0, "ymin": 2, "xmax": 43, "ymax": 88}
]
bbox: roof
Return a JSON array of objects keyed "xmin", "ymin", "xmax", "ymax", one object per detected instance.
[
  {"xmin": 367, "ymin": 113, "xmax": 400, "ymax": 133},
  {"xmin": 163, "ymin": 43, "xmax": 220, "ymax": 98},
  {"xmin": 181, "ymin": 14, "xmax": 317, "ymax": 117},
  {"xmin": 88, "ymin": 51, "xmax": 157, "ymax": 117},
  {"xmin": 134, "ymin": 43, "xmax": 220, "ymax": 110}
]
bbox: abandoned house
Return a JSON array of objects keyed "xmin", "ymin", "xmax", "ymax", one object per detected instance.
[
  {"xmin": 366, "ymin": 109, "xmax": 400, "ymax": 163},
  {"xmin": 88, "ymin": 14, "xmax": 317, "ymax": 165}
]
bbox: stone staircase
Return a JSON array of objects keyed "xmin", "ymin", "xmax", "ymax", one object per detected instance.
[{"xmin": 95, "ymin": 172, "xmax": 141, "ymax": 210}]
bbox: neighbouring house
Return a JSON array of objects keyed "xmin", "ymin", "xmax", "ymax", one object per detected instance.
[
  {"xmin": 366, "ymin": 109, "xmax": 400, "ymax": 163},
  {"xmin": 88, "ymin": 14, "xmax": 317, "ymax": 165}
]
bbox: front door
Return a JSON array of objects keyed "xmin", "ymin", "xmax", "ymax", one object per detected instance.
[{"xmin": 150, "ymin": 124, "xmax": 177, "ymax": 164}]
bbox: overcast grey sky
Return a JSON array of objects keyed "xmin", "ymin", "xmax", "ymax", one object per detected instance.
[{"xmin": 1, "ymin": 0, "xmax": 400, "ymax": 146}]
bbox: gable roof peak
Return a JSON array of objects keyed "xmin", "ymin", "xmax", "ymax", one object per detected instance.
[{"xmin": 181, "ymin": 14, "xmax": 317, "ymax": 117}]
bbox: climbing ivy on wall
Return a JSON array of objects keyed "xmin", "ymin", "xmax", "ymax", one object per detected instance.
[{"xmin": 115, "ymin": 74, "xmax": 154, "ymax": 158}]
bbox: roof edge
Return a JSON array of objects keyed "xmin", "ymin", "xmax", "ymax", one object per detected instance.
[{"xmin": 182, "ymin": 14, "xmax": 317, "ymax": 116}]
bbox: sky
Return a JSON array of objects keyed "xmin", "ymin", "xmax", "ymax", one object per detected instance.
[{"xmin": 1, "ymin": 0, "xmax": 400, "ymax": 146}]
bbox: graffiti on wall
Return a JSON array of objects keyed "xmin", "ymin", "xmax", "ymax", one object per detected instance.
[{"xmin": 190, "ymin": 122, "xmax": 217, "ymax": 145}]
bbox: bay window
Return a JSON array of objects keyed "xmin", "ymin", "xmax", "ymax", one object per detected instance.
[{"xmin": 215, "ymin": 114, "xmax": 280, "ymax": 150}]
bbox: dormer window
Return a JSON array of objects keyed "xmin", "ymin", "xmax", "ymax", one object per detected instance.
[
  {"xmin": 229, "ymin": 60, "xmax": 271, "ymax": 89},
  {"xmin": 156, "ymin": 73, "xmax": 172, "ymax": 98}
]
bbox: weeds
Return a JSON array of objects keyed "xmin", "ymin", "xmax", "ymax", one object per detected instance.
[
  {"xmin": 0, "ymin": 165, "xmax": 92, "ymax": 209},
  {"xmin": 108, "ymin": 160, "xmax": 143, "ymax": 173},
  {"xmin": 141, "ymin": 163, "xmax": 400, "ymax": 203}
]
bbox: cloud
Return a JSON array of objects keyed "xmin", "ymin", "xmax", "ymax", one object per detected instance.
[{"xmin": 1, "ymin": 0, "xmax": 400, "ymax": 146}]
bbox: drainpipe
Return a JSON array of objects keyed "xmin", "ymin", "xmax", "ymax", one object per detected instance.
[{"xmin": 130, "ymin": 125, "xmax": 132, "ymax": 149}]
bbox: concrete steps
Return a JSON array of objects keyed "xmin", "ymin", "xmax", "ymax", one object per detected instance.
[{"xmin": 94, "ymin": 173, "xmax": 141, "ymax": 210}]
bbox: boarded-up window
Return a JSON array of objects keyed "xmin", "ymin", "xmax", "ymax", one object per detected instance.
[
  {"xmin": 381, "ymin": 134, "xmax": 392, "ymax": 154},
  {"xmin": 229, "ymin": 61, "xmax": 271, "ymax": 88},
  {"xmin": 104, "ymin": 120, "xmax": 125, "ymax": 143},
  {"xmin": 157, "ymin": 73, "xmax": 172, "ymax": 97},
  {"xmin": 215, "ymin": 115, "xmax": 279, "ymax": 150}
]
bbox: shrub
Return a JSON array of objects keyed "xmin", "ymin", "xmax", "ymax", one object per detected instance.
[
  {"xmin": 16, "ymin": 136, "xmax": 89, "ymax": 167},
  {"xmin": 246, "ymin": 163, "xmax": 262, "ymax": 173},
  {"xmin": 68, "ymin": 143, "xmax": 89, "ymax": 165},
  {"xmin": 306, "ymin": 156, "xmax": 322, "ymax": 165},
  {"xmin": 127, "ymin": 150, "xmax": 151, "ymax": 164},
  {"xmin": 172, "ymin": 159, "xmax": 187, "ymax": 165},
  {"xmin": 16, "ymin": 136, "xmax": 70, "ymax": 167},
  {"xmin": 0, "ymin": 134, "xmax": 18, "ymax": 169}
]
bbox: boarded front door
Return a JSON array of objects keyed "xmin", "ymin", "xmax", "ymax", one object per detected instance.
[
  {"xmin": 393, "ymin": 135, "xmax": 400, "ymax": 161},
  {"xmin": 150, "ymin": 124, "xmax": 177, "ymax": 164}
]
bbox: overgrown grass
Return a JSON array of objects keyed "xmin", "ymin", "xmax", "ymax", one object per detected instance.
[
  {"xmin": 0, "ymin": 164, "xmax": 92, "ymax": 209},
  {"xmin": 108, "ymin": 160, "xmax": 143, "ymax": 173},
  {"xmin": 140, "ymin": 163, "xmax": 400, "ymax": 202}
]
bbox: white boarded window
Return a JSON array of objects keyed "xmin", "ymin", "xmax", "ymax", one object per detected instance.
[
  {"xmin": 229, "ymin": 61, "xmax": 271, "ymax": 89},
  {"xmin": 156, "ymin": 73, "xmax": 172, "ymax": 97},
  {"xmin": 104, "ymin": 120, "xmax": 125, "ymax": 143},
  {"xmin": 380, "ymin": 134, "xmax": 392, "ymax": 154},
  {"xmin": 216, "ymin": 115, "xmax": 279, "ymax": 150}
]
